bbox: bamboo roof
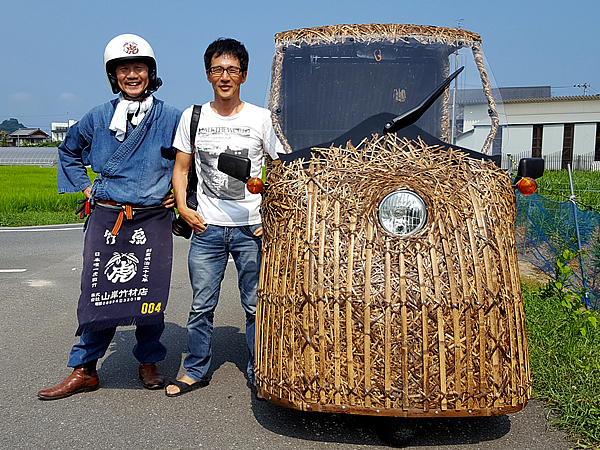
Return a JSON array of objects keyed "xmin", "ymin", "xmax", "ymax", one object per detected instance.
[{"xmin": 275, "ymin": 23, "xmax": 481, "ymax": 45}]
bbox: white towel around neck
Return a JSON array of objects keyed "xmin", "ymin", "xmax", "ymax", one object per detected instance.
[{"xmin": 109, "ymin": 94, "xmax": 154, "ymax": 142}]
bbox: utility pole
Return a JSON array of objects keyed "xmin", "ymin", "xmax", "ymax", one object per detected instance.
[{"xmin": 574, "ymin": 83, "xmax": 590, "ymax": 95}]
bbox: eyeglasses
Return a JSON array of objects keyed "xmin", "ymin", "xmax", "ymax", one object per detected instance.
[{"xmin": 208, "ymin": 66, "xmax": 244, "ymax": 77}]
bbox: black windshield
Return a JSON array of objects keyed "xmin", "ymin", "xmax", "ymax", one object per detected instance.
[{"xmin": 270, "ymin": 31, "xmax": 501, "ymax": 164}]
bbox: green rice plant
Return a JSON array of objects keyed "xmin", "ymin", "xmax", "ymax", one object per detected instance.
[
  {"xmin": 537, "ymin": 170, "xmax": 600, "ymax": 210},
  {"xmin": 0, "ymin": 166, "xmax": 95, "ymax": 226}
]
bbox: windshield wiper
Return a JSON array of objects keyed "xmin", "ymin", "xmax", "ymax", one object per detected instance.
[{"xmin": 383, "ymin": 66, "xmax": 464, "ymax": 135}]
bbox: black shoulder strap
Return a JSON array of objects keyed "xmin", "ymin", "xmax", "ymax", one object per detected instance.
[
  {"xmin": 190, "ymin": 105, "xmax": 202, "ymax": 152},
  {"xmin": 187, "ymin": 105, "xmax": 202, "ymax": 186}
]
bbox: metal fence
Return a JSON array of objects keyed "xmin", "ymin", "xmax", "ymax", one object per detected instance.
[
  {"xmin": 0, "ymin": 147, "xmax": 59, "ymax": 166},
  {"xmin": 542, "ymin": 151, "xmax": 600, "ymax": 171},
  {"xmin": 503, "ymin": 150, "xmax": 600, "ymax": 172},
  {"xmin": 502, "ymin": 151, "xmax": 530, "ymax": 170}
]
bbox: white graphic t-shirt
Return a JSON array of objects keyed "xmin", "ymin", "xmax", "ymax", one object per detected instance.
[{"xmin": 173, "ymin": 102, "xmax": 283, "ymax": 226}]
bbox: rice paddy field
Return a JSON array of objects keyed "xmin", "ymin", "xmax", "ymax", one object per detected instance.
[
  {"xmin": 3, "ymin": 166, "xmax": 598, "ymax": 226},
  {"xmin": 536, "ymin": 169, "xmax": 600, "ymax": 210},
  {"xmin": 0, "ymin": 166, "xmax": 94, "ymax": 226}
]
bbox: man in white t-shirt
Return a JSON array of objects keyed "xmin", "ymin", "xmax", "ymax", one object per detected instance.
[{"xmin": 167, "ymin": 38, "xmax": 282, "ymax": 397}]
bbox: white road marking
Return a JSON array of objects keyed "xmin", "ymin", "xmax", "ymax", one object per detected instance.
[
  {"xmin": 0, "ymin": 226, "xmax": 82, "ymax": 232},
  {"xmin": 28, "ymin": 280, "xmax": 53, "ymax": 287},
  {"xmin": 0, "ymin": 269, "xmax": 27, "ymax": 273}
]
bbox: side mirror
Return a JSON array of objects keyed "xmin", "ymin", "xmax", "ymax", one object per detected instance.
[
  {"xmin": 513, "ymin": 158, "xmax": 544, "ymax": 196},
  {"xmin": 217, "ymin": 153, "xmax": 251, "ymax": 183},
  {"xmin": 516, "ymin": 158, "xmax": 544, "ymax": 180}
]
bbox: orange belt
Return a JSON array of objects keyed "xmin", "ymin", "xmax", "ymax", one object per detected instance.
[{"xmin": 96, "ymin": 200, "xmax": 157, "ymax": 236}]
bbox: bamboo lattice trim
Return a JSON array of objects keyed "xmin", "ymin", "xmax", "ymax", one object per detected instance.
[
  {"xmin": 275, "ymin": 23, "xmax": 481, "ymax": 46},
  {"xmin": 255, "ymin": 135, "xmax": 531, "ymax": 417}
]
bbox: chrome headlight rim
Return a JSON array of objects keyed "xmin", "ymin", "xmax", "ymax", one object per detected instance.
[{"xmin": 377, "ymin": 189, "xmax": 428, "ymax": 237}]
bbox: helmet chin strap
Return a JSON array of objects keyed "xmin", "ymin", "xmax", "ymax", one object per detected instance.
[
  {"xmin": 121, "ymin": 92, "xmax": 147, "ymax": 101},
  {"xmin": 120, "ymin": 78, "xmax": 161, "ymax": 101}
]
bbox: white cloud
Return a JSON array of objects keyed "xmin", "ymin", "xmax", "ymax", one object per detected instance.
[
  {"xmin": 59, "ymin": 92, "xmax": 76, "ymax": 102},
  {"xmin": 10, "ymin": 92, "xmax": 32, "ymax": 102}
]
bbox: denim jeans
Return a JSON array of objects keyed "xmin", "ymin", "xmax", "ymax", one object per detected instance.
[
  {"xmin": 67, "ymin": 322, "xmax": 166, "ymax": 367},
  {"xmin": 184, "ymin": 224, "xmax": 262, "ymax": 383}
]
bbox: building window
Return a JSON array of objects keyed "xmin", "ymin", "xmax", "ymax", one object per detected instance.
[
  {"xmin": 532, "ymin": 125, "xmax": 543, "ymax": 158},
  {"xmin": 595, "ymin": 123, "xmax": 600, "ymax": 161},
  {"xmin": 562, "ymin": 123, "xmax": 574, "ymax": 170}
]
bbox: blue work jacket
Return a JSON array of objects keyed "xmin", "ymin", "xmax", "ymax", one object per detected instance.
[{"xmin": 57, "ymin": 98, "xmax": 182, "ymax": 206}]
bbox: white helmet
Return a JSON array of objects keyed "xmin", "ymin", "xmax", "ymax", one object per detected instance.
[{"xmin": 103, "ymin": 34, "xmax": 162, "ymax": 96}]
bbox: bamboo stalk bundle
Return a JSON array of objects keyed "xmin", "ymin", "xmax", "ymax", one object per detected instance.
[{"xmin": 255, "ymin": 134, "xmax": 531, "ymax": 417}]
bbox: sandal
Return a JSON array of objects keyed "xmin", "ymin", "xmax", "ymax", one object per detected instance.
[
  {"xmin": 165, "ymin": 378, "xmax": 209, "ymax": 397},
  {"xmin": 252, "ymin": 383, "xmax": 266, "ymax": 401}
]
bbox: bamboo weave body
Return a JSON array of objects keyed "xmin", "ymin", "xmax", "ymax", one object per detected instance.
[{"xmin": 255, "ymin": 135, "xmax": 531, "ymax": 417}]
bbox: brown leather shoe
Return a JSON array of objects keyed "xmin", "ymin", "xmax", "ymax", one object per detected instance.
[
  {"xmin": 138, "ymin": 363, "xmax": 165, "ymax": 390},
  {"xmin": 37, "ymin": 363, "xmax": 99, "ymax": 401}
]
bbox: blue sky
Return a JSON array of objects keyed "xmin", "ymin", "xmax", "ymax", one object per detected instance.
[{"xmin": 2, "ymin": 0, "xmax": 598, "ymax": 133}]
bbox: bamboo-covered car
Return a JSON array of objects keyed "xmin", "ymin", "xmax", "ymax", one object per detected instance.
[{"xmin": 220, "ymin": 23, "xmax": 543, "ymax": 445}]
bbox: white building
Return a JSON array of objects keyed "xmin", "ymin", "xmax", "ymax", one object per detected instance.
[
  {"xmin": 51, "ymin": 120, "xmax": 78, "ymax": 142},
  {"xmin": 455, "ymin": 88, "xmax": 600, "ymax": 170}
]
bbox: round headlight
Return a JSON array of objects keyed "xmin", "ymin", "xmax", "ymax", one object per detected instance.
[{"xmin": 377, "ymin": 190, "xmax": 427, "ymax": 236}]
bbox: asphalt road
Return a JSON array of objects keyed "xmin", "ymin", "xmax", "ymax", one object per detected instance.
[{"xmin": 0, "ymin": 224, "xmax": 574, "ymax": 449}]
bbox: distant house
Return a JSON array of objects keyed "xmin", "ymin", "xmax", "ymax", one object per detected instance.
[
  {"xmin": 454, "ymin": 87, "xmax": 600, "ymax": 170},
  {"xmin": 6, "ymin": 128, "xmax": 50, "ymax": 147},
  {"xmin": 51, "ymin": 120, "xmax": 78, "ymax": 141}
]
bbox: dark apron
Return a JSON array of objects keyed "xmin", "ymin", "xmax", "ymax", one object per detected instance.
[{"xmin": 76, "ymin": 204, "xmax": 173, "ymax": 335}]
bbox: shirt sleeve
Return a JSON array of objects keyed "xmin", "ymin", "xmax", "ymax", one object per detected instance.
[
  {"xmin": 56, "ymin": 117, "xmax": 93, "ymax": 194},
  {"xmin": 172, "ymin": 106, "xmax": 193, "ymax": 154}
]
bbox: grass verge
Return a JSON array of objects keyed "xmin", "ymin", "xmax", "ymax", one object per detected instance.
[
  {"xmin": 0, "ymin": 211, "xmax": 84, "ymax": 227},
  {"xmin": 523, "ymin": 280, "xmax": 600, "ymax": 447}
]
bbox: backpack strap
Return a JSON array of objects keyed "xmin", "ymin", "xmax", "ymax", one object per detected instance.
[
  {"xmin": 187, "ymin": 105, "xmax": 202, "ymax": 192},
  {"xmin": 190, "ymin": 104, "xmax": 202, "ymax": 152}
]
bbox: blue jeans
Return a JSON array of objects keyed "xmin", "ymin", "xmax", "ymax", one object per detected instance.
[
  {"xmin": 68, "ymin": 322, "xmax": 166, "ymax": 367},
  {"xmin": 184, "ymin": 224, "xmax": 262, "ymax": 383}
]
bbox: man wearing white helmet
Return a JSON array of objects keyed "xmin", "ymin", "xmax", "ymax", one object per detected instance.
[{"xmin": 37, "ymin": 34, "xmax": 181, "ymax": 400}]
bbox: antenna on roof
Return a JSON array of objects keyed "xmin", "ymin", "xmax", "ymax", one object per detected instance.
[{"xmin": 574, "ymin": 83, "xmax": 590, "ymax": 96}]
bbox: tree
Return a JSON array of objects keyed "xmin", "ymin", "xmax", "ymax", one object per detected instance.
[
  {"xmin": 0, "ymin": 118, "xmax": 26, "ymax": 134},
  {"xmin": 0, "ymin": 130, "xmax": 7, "ymax": 147}
]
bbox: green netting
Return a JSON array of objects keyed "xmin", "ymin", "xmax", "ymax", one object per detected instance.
[{"xmin": 516, "ymin": 192, "xmax": 600, "ymax": 309}]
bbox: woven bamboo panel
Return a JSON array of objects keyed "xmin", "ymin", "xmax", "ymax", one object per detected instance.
[{"xmin": 255, "ymin": 134, "xmax": 531, "ymax": 417}]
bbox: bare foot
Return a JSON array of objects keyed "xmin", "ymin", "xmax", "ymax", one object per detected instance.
[{"xmin": 166, "ymin": 374, "xmax": 196, "ymax": 396}]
